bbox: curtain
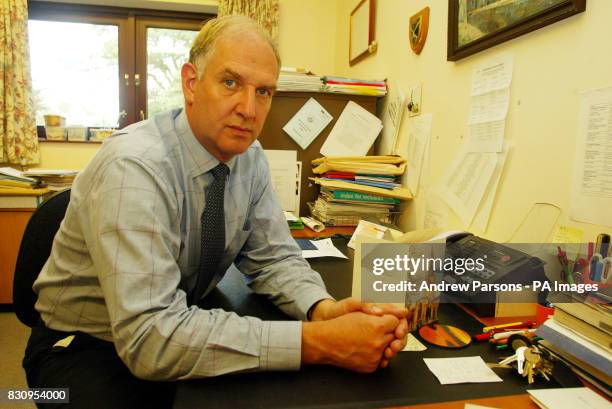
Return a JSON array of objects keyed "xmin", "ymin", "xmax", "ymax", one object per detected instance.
[
  {"xmin": 0, "ymin": 0, "xmax": 40, "ymax": 165},
  {"xmin": 217, "ymin": 0, "xmax": 279, "ymax": 42}
]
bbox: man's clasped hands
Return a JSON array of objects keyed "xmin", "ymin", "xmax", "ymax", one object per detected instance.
[{"xmin": 302, "ymin": 298, "xmax": 411, "ymax": 373}]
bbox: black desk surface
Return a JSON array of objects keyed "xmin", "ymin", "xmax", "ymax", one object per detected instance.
[{"xmin": 175, "ymin": 238, "xmax": 555, "ymax": 409}]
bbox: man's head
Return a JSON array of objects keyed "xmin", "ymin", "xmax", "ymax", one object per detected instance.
[{"xmin": 182, "ymin": 15, "xmax": 280, "ymax": 162}]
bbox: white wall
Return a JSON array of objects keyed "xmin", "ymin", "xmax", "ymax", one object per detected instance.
[
  {"xmin": 334, "ymin": 0, "xmax": 612, "ymax": 242},
  {"xmin": 277, "ymin": 0, "xmax": 337, "ymax": 75}
]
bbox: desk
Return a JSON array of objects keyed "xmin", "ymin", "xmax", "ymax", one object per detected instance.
[{"xmin": 174, "ymin": 238, "xmax": 554, "ymax": 409}]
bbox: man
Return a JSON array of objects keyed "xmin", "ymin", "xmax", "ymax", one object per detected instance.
[{"xmin": 24, "ymin": 15, "xmax": 408, "ymax": 408}]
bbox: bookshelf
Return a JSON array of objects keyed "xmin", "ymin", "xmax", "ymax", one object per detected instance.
[{"xmin": 260, "ymin": 91, "xmax": 378, "ymax": 216}]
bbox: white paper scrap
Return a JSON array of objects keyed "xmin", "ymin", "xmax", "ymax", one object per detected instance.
[
  {"xmin": 283, "ymin": 98, "xmax": 333, "ymax": 150},
  {"xmin": 401, "ymin": 334, "xmax": 427, "ymax": 352},
  {"xmin": 320, "ymin": 101, "xmax": 383, "ymax": 157},
  {"xmin": 302, "ymin": 238, "xmax": 348, "ymax": 259},
  {"xmin": 423, "ymin": 356, "xmax": 503, "ymax": 385}
]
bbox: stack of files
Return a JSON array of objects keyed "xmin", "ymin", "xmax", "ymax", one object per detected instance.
[
  {"xmin": 0, "ymin": 166, "xmax": 43, "ymax": 188},
  {"xmin": 536, "ymin": 308, "xmax": 612, "ymax": 397},
  {"xmin": 277, "ymin": 68, "xmax": 324, "ymax": 92},
  {"xmin": 322, "ymin": 76, "xmax": 387, "ymax": 96},
  {"xmin": 0, "ymin": 186, "xmax": 52, "ymax": 208},
  {"xmin": 22, "ymin": 169, "xmax": 78, "ymax": 191},
  {"xmin": 308, "ymin": 156, "xmax": 411, "ymax": 226}
]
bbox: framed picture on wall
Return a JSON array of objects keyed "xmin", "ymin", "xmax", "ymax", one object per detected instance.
[
  {"xmin": 349, "ymin": 0, "xmax": 377, "ymax": 66},
  {"xmin": 447, "ymin": 0, "xmax": 586, "ymax": 61}
]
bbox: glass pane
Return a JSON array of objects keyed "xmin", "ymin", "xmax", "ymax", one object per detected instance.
[
  {"xmin": 28, "ymin": 20, "xmax": 119, "ymax": 127},
  {"xmin": 147, "ymin": 28, "xmax": 198, "ymax": 117}
]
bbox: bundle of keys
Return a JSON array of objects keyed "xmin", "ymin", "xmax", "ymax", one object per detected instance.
[{"xmin": 491, "ymin": 345, "xmax": 553, "ymax": 384}]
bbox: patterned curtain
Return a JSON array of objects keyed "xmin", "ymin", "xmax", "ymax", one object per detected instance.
[
  {"xmin": 217, "ymin": 0, "xmax": 279, "ymax": 42},
  {"xmin": 0, "ymin": 0, "xmax": 40, "ymax": 165}
]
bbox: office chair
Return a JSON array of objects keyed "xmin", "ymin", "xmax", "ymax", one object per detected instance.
[{"xmin": 13, "ymin": 189, "xmax": 71, "ymax": 327}]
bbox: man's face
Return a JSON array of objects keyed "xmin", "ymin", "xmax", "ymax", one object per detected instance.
[{"xmin": 182, "ymin": 32, "xmax": 278, "ymax": 162}]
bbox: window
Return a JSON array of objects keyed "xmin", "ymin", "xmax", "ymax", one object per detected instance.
[{"xmin": 28, "ymin": 2, "xmax": 211, "ymax": 130}]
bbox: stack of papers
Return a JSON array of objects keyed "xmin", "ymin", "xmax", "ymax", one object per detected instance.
[
  {"xmin": 308, "ymin": 156, "xmax": 411, "ymax": 227},
  {"xmin": 323, "ymin": 76, "xmax": 387, "ymax": 96},
  {"xmin": 278, "ymin": 70, "xmax": 324, "ymax": 92},
  {"xmin": 0, "ymin": 167, "xmax": 42, "ymax": 188},
  {"xmin": 23, "ymin": 169, "xmax": 78, "ymax": 191}
]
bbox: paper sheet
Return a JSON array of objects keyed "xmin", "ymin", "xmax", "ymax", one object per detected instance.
[
  {"xmin": 263, "ymin": 150, "xmax": 299, "ymax": 213},
  {"xmin": 405, "ymin": 114, "xmax": 432, "ymax": 196},
  {"xmin": 551, "ymin": 225, "xmax": 584, "ymax": 243},
  {"xmin": 282, "ymin": 98, "xmax": 333, "ymax": 150},
  {"xmin": 348, "ymin": 220, "xmax": 388, "ymax": 249},
  {"xmin": 527, "ymin": 387, "xmax": 611, "ymax": 409},
  {"xmin": 467, "ymin": 120, "xmax": 505, "ymax": 152},
  {"xmin": 423, "ymin": 356, "xmax": 503, "ymax": 385},
  {"xmin": 436, "ymin": 147, "xmax": 498, "ymax": 227},
  {"xmin": 468, "ymin": 88, "xmax": 510, "ymax": 125},
  {"xmin": 380, "ymin": 80, "xmax": 406, "ymax": 155},
  {"xmin": 473, "ymin": 142, "xmax": 510, "ymax": 231},
  {"xmin": 570, "ymin": 86, "xmax": 612, "ymax": 226},
  {"xmin": 423, "ymin": 189, "xmax": 449, "ymax": 230},
  {"xmin": 302, "ymin": 238, "xmax": 348, "ymax": 259},
  {"xmin": 401, "ymin": 333, "xmax": 427, "ymax": 352},
  {"xmin": 470, "ymin": 54, "xmax": 513, "ymax": 96},
  {"xmin": 320, "ymin": 101, "xmax": 383, "ymax": 157}
]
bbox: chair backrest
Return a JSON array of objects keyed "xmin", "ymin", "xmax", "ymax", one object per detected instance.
[{"xmin": 13, "ymin": 189, "xmax": 71, "ymax": 327}]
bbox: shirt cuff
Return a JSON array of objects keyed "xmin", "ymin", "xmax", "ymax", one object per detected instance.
[
  {"xmin": 292, "ymin": 288, "xmax": 335, "ymax": 321},
  {"xmin": 260, "ymin": 321, "xmax": 302, "ymax": 371}
]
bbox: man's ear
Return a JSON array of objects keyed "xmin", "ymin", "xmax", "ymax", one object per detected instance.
[{"xmin": 181, "ymin": 62, "xmax": 198, "ymax": 105}]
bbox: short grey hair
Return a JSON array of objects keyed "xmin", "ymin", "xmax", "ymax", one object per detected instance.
[{"xmin": 189, "ymin": 15, "xmax": 281, "ymax": 79}]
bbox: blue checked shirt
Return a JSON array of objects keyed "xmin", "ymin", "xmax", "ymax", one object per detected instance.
[{"xmin": 33, "ymin": 108, "xmax": 331, "ymax": 380}]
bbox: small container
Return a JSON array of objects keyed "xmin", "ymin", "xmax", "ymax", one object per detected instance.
[
  {"xmin": 44, "ymin": 115, "xmax": 66, "ymax": 127},
  {"xmin": 66, "ymin": 126, "xmax": 87, "ymax": 141},
  {"xmin": 45, "ymin": 126, "xmax": 66, "ymax": 140},
  {"xmin": 89, "ymin": 128, "xmax": 115, "ymax": 141}
]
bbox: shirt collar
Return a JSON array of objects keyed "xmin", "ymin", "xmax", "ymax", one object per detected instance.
[{"xmin": 174, "ymin": 108, "xmax": 236, "ymax": 178}]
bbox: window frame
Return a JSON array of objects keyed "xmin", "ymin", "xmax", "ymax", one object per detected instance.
[{"xmin": 28, "ymin": 1, "xmax": 212, "ymax": 129}]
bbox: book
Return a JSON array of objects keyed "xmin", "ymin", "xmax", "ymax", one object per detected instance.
[
  {"xmin": 553, "ymin": 307, "xmax": 612, "ymax": 351},
  {"xmin": 0, "ymin": 188, "xmax": 52, "ymax": 208},
  {"xmin": 323, "ymin": 189, "xmax": 400, "ymax": 205},
  {"xmin": 554, "ymin": 302, "xmax": 612, "ymax": 335},
  {"xmin": 539, "ymin": 340, "xmax": 612, "ymax": 397},
  {"xmin": 536, "ymin": 318, "xmax": 612, "ymax": 376}
]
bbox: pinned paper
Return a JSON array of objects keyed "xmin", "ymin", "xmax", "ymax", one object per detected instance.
[
  {"xmin": 552, "ymin": 225, "xmax": 584, "ymax": 243},
  {"xmin": 283, "ymin": 98, "xmax": 333, "ymax": 150}
]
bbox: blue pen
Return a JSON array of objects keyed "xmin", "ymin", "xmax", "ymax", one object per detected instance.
[{"xmin": 590, "ymin": 253, "xmax": 603, "ymax": 282}]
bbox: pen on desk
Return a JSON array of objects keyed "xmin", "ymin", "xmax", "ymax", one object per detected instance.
[
  {"xmin": 588, "ymin": 242, "xmax": 594, "ymax": 261},
  {"xmin": 482, "ymin": 321, "xmax": 535, "ymax": 333}
]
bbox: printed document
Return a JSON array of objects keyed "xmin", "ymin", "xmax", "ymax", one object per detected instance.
[
  {"xmin": 380, "ymin": 79, "xmax": 406, "ymax": 155},
  {"xmin": 423, "ymin": 356, "xmax": 503, "ymax": 385},
  {"xmin": 320, "ymin": 101, "xmax": 383, "ymax": 157},
  {"xmin": 473, "ymin": 142, "xmax": 510, "ymax": 231},
  {"xmin": 570, "ymin": 86, "xmax": 612, "ymax": 226},
  {"xmin": 437, "ymin": 147, "xmax": 497, "ymax": 227},
  {"xmin": 405, "ymin": 114, "xmax": 432, "ymax": 195},
  {"xmin": 467, "ymin": 120, "xmax": 505, "ymax": 152},
  {"xmin": 263, "ymin": 150, "xmax": 299, "ymax": 213},
  {"xmin": 468, "ymin": 88, "xmax": 510, "ymax": 125},
  {"xmin": 283, "ymin": 97, "xmax": 333, "ymax": 150},
  {"xmin": 470, "ymin": 54, "xmax": 513, "ymax": 96}
]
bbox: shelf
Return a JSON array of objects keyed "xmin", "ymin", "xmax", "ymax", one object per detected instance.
[{"xmin": 38, "ymin": 138, "xmax": 103, "ymax": 144}]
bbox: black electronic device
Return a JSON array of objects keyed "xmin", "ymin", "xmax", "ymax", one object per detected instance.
[{"xmin": 439, "ymin": 234, "xmax": 548, "ymax": 316}]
